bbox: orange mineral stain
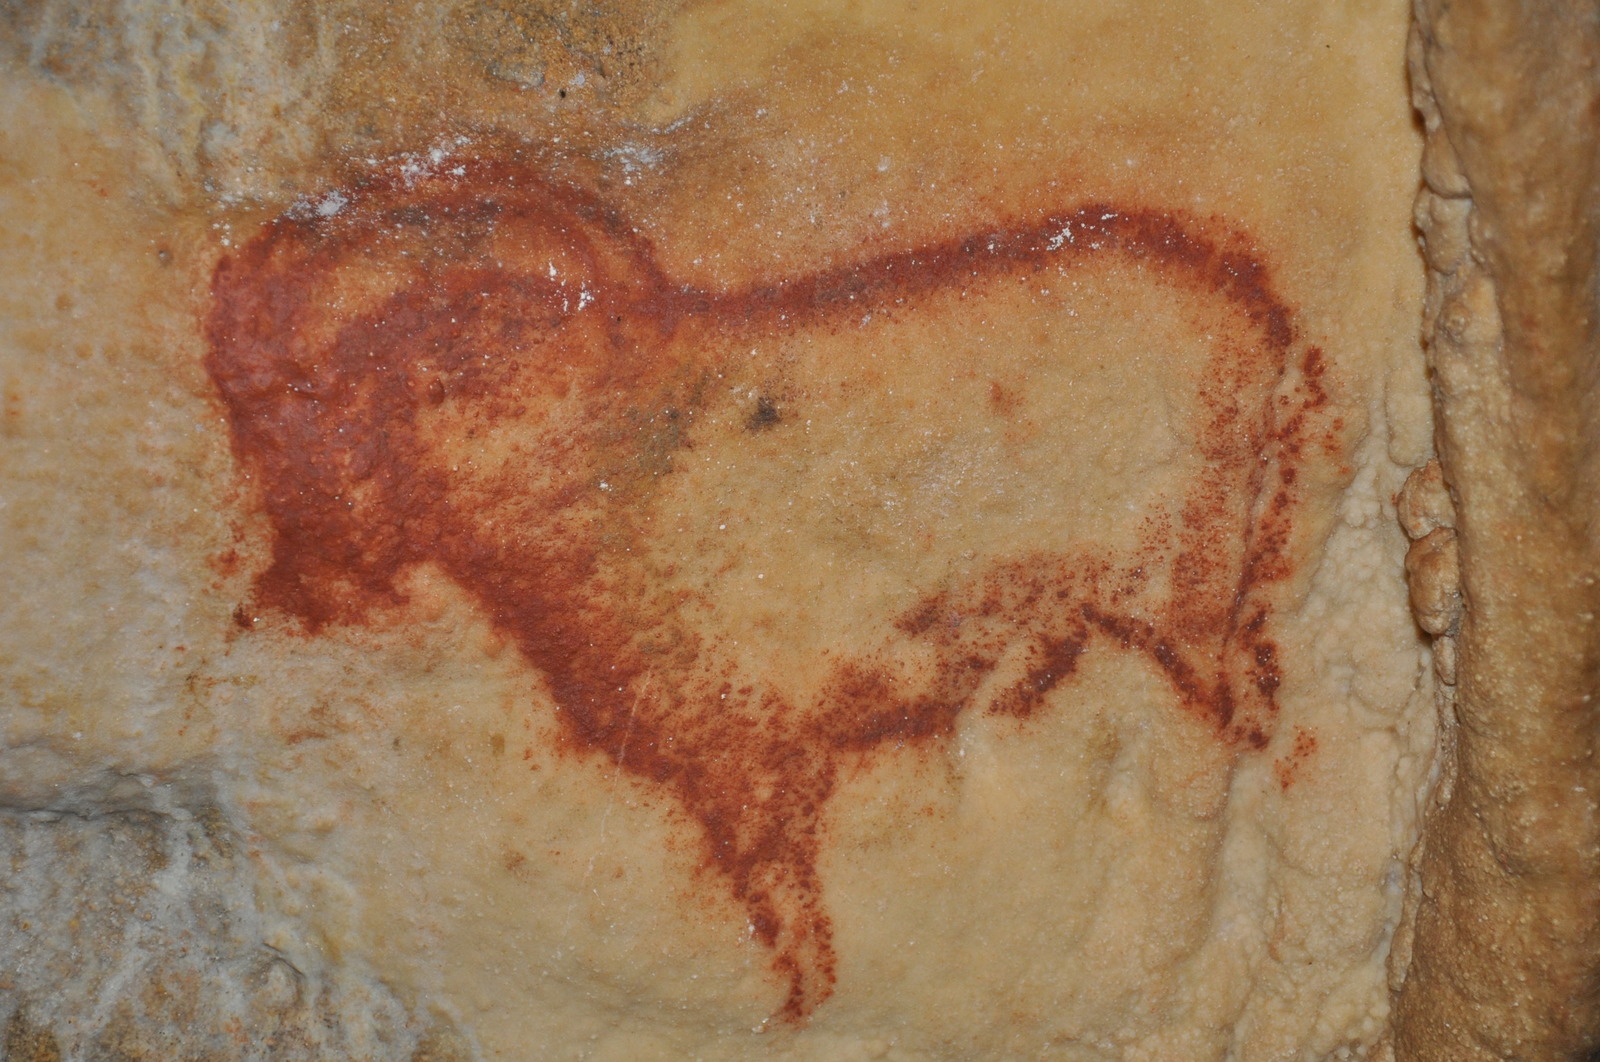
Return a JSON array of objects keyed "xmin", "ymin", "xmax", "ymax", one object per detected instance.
[{"xmin": 205, "ymin": 152, "xmax": 1333, "ymax": 1020}]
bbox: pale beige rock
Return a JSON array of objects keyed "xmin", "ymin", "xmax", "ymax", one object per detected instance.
[
  {"xmin": 1396, "ymin": 459, "xmax": 1456, "ymax": 542},
  {"xmin": 1392, "ymin": 2, "xmax": 1600, "ymax": 1059},
  {"xmin": 1405, "ymin": 528, "xmax": 1460, "ymax": 638},
  {"xmin": 1396, "ymin": 460, "xmax": 1461, "ymax": 683},
  {"xmin": 0, "ymin": 0, "xmax": 1492, "ymax": 1059}
]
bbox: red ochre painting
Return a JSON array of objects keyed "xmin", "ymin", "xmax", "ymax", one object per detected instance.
[{"xmin": 205, "ymin": 148, "xmax": 1335, "ymax": 1021}]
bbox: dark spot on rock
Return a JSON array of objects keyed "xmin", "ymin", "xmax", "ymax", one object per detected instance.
[
  {"xmin": 747, "ymin": 395, "xmax": 781, "ymax": 431},
  {"xmin": 4, "ymin": 1007, "xmax": 62, "ymax": 1062}
]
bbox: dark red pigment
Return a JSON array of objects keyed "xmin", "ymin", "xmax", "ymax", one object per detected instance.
[{"xmin": 205, "ymin": 154, "xmax": 1333, "ymax": 1021}]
